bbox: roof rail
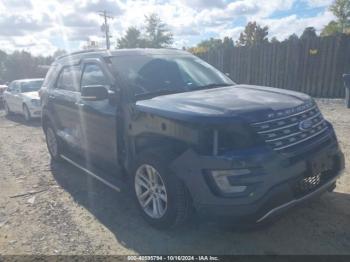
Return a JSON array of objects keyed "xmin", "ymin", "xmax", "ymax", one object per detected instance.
[{"xmin": 56, "ymin": 49, "xmax": 107, "ymax": 60}]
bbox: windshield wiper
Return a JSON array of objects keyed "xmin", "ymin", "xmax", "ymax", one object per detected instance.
[
  {"xmin": 135, "ymin": 88, "xmax": 185, "ymax": 98},
  {"xmin": 193, "ymin": 83, "xmax": 232, "ymax": 90}
]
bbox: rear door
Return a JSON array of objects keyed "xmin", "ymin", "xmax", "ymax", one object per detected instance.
[
  {"xmin": 77, "ymin": 60, "xmax": 118, "ymax": 165},
  {"xmin": 49, "ymin": 65, "xmax": 82, "ymax": 150},
  {"xmin": 14, "ymin": 83, "xmax": 26, "ymax": 112}
]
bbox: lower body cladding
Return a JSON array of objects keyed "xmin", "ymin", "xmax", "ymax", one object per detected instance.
[{"xmin": 170, "ymin": 130, "xmax": 345, "ymax": 224}]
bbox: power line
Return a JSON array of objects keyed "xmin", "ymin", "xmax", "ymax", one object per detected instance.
[{"xmin": 98, "ymin": 10, "xmax": 114, "ymax": 49}]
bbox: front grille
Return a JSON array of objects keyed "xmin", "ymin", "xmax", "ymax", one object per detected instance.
[{"xmin": 251, "ymin": 105, "xmax": 328, "ymax": 151}]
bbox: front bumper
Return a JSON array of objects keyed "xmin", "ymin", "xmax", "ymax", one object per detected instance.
[
  {"xmin": 28, "ymin": 105, "xmax": 41, "ymax": 118},
  {"xmin": 171, "ymin": 127, "xmax": 345, "ymax": 224}
]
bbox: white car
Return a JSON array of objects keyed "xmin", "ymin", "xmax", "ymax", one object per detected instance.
[
  {"xmin": 0, "ymin": 85, "xmax": 7, "ymax": 104},
  {"xmin": 3, "ymin": 79, "xmax": 43, "ymax": 121}
]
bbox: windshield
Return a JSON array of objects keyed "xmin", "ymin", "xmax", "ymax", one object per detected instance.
[
  {"xmin": 110, "ymin": 55, "xmax": 235, "ymax": 97},
  {"xmin": 20, "ymin": 80, "xmax": 43, "ymax": 93}
]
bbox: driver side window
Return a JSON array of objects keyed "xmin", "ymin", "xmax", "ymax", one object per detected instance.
[
  {"xmin": 8, "ymin": 82, "xmax": 19, "ymax": 92},
  {"xmin": 81, "ymin": 64, "xmax": 109, "ymax": 87},
  {"xmin": 56, "ymin": 66, "xmax": 81, "ymax": 92}
]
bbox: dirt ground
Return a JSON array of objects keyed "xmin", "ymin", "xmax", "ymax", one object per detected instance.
[{"xmin": 0, "ymin": 99, "xmax": 349, "ymax": 255}]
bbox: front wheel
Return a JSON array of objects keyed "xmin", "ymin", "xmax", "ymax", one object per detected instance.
[
  {"xmin": 346, "ymin": 88, "xmax": 350, "ymax": 109},
  {"xmin": 133, "ymin": 151, "xmax": 192, "ymax": 229},
  {"xmin": 23, "ymin": 104, "xmax": 31, "ymax": 122}
]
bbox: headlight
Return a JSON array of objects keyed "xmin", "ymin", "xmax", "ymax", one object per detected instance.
[
  {"xmin": 210, "ymin": 169, "xmax": 250, "ymax": 193},
  {"xmin": 31, "ymin": 99, "xmax": 40, "ymax": 106}
]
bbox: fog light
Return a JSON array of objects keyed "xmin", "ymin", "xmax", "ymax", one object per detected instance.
[{"xmin": 210, "ymin": 169, "xmax": 249, "ymax": 193}]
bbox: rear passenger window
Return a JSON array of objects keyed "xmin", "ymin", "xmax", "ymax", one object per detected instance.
[
  {"xmin": 56, "ymin": 66, "xmax": 81, "ymax": 92},
  {"xmin": 81, "ymin": 64, "xmax": 108, "ymax": 87},
  {"xmin": 7, "ymin": 82, "xmax": 16, "ymax": 91}
]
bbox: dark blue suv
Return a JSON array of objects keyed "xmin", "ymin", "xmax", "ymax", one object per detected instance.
[{"xmin": 40, "ymin": 49, "xmax": 345, "ymax": 229}]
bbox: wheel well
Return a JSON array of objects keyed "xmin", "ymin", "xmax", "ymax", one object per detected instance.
[
  {"xmin": 134, "ymin": 134, "xmax": 188, "ymax": 157},
  {"xmin": 42, "ymin": 115, "xmax": 51, "ymax": 131},
  {"xmin": 123, "ymin": 134, "xmax": 189, "ymax": 175}
]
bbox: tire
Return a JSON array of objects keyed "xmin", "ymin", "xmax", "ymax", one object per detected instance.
[
  {"xmin": 23, "ymin": 104, "xmax": 31, "ymax": 122},
  {"xmin": 346, "ymin": 88, "xmax": 350, "ymax": 109},
  {"xmin": 132, "ymin": 151, "xmax": 191, "ymax": 229},
  {"xmin": 44, "ymin": 123, "xmax": 62, "ymax": 161},
  {"xmin": 4, "ymin": 101, "xmax": 11, "ymax": 116}
]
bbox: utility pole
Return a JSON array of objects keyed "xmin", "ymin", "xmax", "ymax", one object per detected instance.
[{"xmin": 99, "ymin": 10, "xmax": 114, "ymax": 49}]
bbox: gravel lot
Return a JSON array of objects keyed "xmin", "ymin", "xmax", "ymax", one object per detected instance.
[{"xmin": 0, "ymin": 99, "xmax": 349, "ymax": 255}]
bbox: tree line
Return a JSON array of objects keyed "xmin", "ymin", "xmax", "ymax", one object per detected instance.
[
  {"xmin": 116, "ymin": 0, "xmax": 350, "ymax": 53},
  {"xmin": 0, "ymin": 50, "xmax": 66, "ymax": 84},
  {"xmin": 0, "ymin": 0, "xmax": 348, "ymax": 83},
  {"xmin": 116, "ymin": 13, "xmax": 173, "ymax": 48},
  {"xmin": 189, "ymin": 0, "xmax": 350, "ymax": 53}
]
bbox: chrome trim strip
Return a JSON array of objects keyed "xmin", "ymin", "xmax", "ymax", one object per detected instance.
[
  {"xmin": 258, "ymin": 122, "xmax": 299, "ymax": 134},
  {"xmin": 274, "ymin": 126, "xmax": 328, "ymax": 151},
  {"xmin": 257, "ymin": 112, "xmax": 322, "ymax": 134},
  {"xmin": 256, "ymin": 172, "xmax": 341, "ymax": 223},
  {"xmin": 61, "ymin": 155, "xmax": 121, "ymax": 192},
  {"xmin": 265, "ymin": 131, "xmax": 302, "ymax": 142},
  {"xmin": 299, "ymin": 111, "xmax": 321, "ymax": 122},
  {"xmin": 252, "ymin": 105, "xmax": 317, "ymax": 126},
  {"xmin": 265, "ymin": 119, "xmax": 325, "ymax": 143}
]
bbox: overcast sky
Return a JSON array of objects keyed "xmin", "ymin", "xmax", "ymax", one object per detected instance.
[{"xmin": 0, "ymin": 0, "xmax": 335, "ymax": 56}]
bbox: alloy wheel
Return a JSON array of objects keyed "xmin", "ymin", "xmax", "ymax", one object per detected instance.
[
  {"xmin": 135, "ymin": 164, "xmax": 168, "ymax": 219},
  {"xmin": 23, "ymin": 106, "xmax": 30, "ymax": 121}
]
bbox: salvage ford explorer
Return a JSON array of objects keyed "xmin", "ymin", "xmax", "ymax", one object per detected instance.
[{"xmin": 40, "ymin": 49, "xmax": 345, "ymax": 229}]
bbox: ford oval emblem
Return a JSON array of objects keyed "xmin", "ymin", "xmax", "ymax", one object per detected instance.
[{"xmin": 299, "ymin": 119, "xmax": 313, "ymax": 131}]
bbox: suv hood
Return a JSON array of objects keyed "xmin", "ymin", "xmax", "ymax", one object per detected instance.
[{"xmin": 135, "ymin": 85, "xmax": 312, "ymax": 124}]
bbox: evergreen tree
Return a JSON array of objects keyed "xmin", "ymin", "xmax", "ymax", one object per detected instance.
[
  {"xmin": 236, "ymin": 21, "xmax": 269, "ymax": 46},
  {"xmin": 144, "ymin": 14, "xmax": 173, "ymax": 48},
  {"xmin": 117, "ymin": 27, "xmax": 144, "ymax": 48}
]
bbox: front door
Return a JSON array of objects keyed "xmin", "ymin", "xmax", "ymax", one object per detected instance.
[
  {"xmin": 77, "ymin": 61, "xmax": 118, "ymax": 166},
  {"xmin": 12, "ymin": 83, "xmax": 23, "ymax": 113},
  {"xmin": 50, "ymin": 65, "xmax": 82, "ymax": 150}
]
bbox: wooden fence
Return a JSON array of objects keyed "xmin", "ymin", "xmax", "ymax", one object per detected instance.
[{"xmin": 196, "ymin": 35, "xmax": 350, "ymax": 98}]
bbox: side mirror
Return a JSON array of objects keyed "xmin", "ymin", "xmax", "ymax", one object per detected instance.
[
  {"xmin": 343, "ymin": 74, "xmax": 350, "ymax": 88},
  {"xmin": 81, "ymin": 85, "xmax": 109, "ymax": 101}
]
